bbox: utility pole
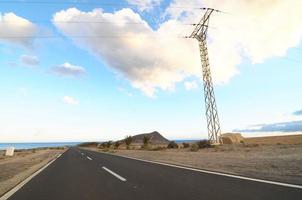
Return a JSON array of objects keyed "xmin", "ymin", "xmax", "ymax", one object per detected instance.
[{"xmin": 187, "ymin": 8, "xmax": 222, "ymax": 144}]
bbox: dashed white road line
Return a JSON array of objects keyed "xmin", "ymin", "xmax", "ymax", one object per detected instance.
[
  {"xmin": 86, "ymin": 156, "xmax": 92, "ymax": 160},
  {"xmin": 102, "ymin": 167, "xmax": 126, "ymax": 182},
  {"xmin": 81, "ymin": 153, "xmax": 85, "ymax": 156}
]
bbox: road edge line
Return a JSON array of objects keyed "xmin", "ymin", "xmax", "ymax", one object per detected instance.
[
  {"xmin": 0, "ymin": 152, "xmax": 64, "ymax": 200},
  {"xmin": 92, "ymin": 150, "xmax": 302, "ymax": 189}
]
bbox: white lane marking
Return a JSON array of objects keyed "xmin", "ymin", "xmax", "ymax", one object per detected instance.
[
  {"xmin": 102, "ymin": 167, "xmax": 126, "ymax": 182},
  {"xmin": 57, "ymin": 154, "xmax": 62, "ymax": 158},
  {"xmin": 0, "ymin": 152, "xmax": 65, "ymax": 200},
  {"xmin": 81, "ymin": 153, "xmax": 85, "ymax": 156},
  {"xmin": 99, "ymin": 152, "xmax": 302, "ymax": 189},
  {"xmin": 86, "ymin": 156, "xmax": 92, "ymax": 160}
]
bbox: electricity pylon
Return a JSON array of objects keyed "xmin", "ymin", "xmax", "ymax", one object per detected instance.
[{"xmin": 188, "ymin": 8, "xmax": 222, "ymax": 144}]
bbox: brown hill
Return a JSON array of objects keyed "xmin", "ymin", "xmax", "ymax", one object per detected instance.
[{"xmin": 131, "ymin": 131, "xmax": 170, "ymax": 145}]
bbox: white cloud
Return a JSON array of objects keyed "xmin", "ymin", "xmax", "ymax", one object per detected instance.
[
  {"xmin": 127, "ymin": 0, "xmax": 162, "ymax": 11},
  {"xmin": 184, "ymin": 80, "xmax": 198, "ymax": 91},
  {"xmin": 53, "ymin": 8, "xmax": 199, "ymax": 97},
  {"xmin": 20, "ymin": 55, "xmax": 39, "ymax": 66},
  {"xmin": 51, "ymin": 62, "xmax": 86, "ymax": 77},
  {"xmin": 0, "ymin": 12, "xmax": 37, "ymax": 47},
  {"xmin": 63, "ymin": 96, "xmax": 79, "ymax": 105},
  {"xmin": 53, "ymin": 1, "xmax": 302, "ymax": 97},
  {"xmin": 166, "ymin": 0, "xmax": 302, "ymax": 76}
]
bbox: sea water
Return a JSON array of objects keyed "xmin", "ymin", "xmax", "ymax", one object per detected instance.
[{"xmin": 0, "ymin": 142, "xmax": 80, "ymax": 150}]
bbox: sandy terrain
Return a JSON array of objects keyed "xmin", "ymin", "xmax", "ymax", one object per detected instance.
[
  {"xmin": 245, "ymin": 134, "xmax": 302, "ymax": 145},
  {"xmin": 85, "ymin": 144, "xmax": 302, "ymax": 185},
  {"xmin": 0, "ymin": 148, "xmax": 65, "ymax": 197}
]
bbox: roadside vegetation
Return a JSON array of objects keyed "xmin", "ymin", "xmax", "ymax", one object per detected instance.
[
  {"xmin": 167, "ymin": 141, "xmax": 178, "ymax": 149},
  {"xmin": 79, "ymin": 138, "xmax": 215, "ymax": 152},
  {"xmin": 141, "ymin": 136, "xmax": 151, "ymax": 150},
  {"xmin": 114, "ymin": 141, "xmax": 121, "ymax": 149},
  {"xmin": 125, "ymin": 135, "xmax": 133, "ymax": 149},
  {"xmin": 182, "ymin": 142, "xmax": 190, "ymax": 148}
]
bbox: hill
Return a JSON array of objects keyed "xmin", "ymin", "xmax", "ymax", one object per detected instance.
[{"xmin": 131, "ymin": 131, "xmax": 170, "ymax": 145}]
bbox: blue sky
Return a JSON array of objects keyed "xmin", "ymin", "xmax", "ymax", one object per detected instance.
[{"xmin": 0, "ymin": 0, "xmax": 302, "ymax": 142}]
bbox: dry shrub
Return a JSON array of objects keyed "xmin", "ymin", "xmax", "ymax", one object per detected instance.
[
  {"xmin": 167, "ymin": 141, "xmax": 179, "ymax": 149},
  {"xmin": 182, "ymin": 143, "xmax": 190, "ymax": 148},
  {"xmin": 197, "ymin": 140, "xmax": 211, "ymax": 149},
  {"xmin": 190, "ymin": 144, "xmax": 199, "ymax": 152}
]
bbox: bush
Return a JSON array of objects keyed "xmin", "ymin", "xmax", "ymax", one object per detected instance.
[
  {"xmin": 167, "ymin": 141, "xmax": 179, "ymax": 149},
  {"xmin": 190, "ymin": 143, "xmax": 199, "ymax": 152},
  {"xmin": 98, "ymin": 142, "xmax": 107, "ymax": 149},
  {"xmin": 140, "ymin": 144, "xmax": 151, "ymax": 150},
  {"xmin": 182, "ymin": 142, "xmax": 190, "ymax": 148},
  {"xmin": 143, "ymin": 136, "xmax": 150, "ymax": 145},
  {"xmin": 125, "ymin": 136, "xmax": 133, "ymax": 146},
  {"xmin": 114, "ymin": 141, "xmax": 121, "ymax": 149},
  {"xmin": 105, "ymin": 141, "xmax": 112, "ymax": 148},
  {"xmin": 98, "ymin": 141, "xmax": 112, "ymax": 149},
  {"xmin": 197, "ymin": 140, "xmax": 211, "ymax": 149}
]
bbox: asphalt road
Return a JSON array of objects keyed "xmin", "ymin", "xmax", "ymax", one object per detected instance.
[{"xmin": 7, "ymin": 148, "xmax": 302, "ymax": 200}]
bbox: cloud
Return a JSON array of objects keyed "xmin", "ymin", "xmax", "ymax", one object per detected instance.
[
  {"xmin": 20, "ymin": 55, "xmax": 39, "ymax": 66},
  {"xmin": 62, "ymin": 96, "xmax": 79, "ymax": 105},
  {"xmin": 166, "ymin": 0, "xmax": 302, "ymax": 70},
  {"xmin": 51, "ymin": 62, "xmax": 86, "ymax": 77},
  {"xmin": 0, "ymin": 12, "xmax": 37, "ymax": 47},
  {"xmin": 293, "ymin": 109, "xmax": 302, "ymax": 116},
  {"xmin": 53, "ymin": 8, "xmax": 200, "ymax": 97},
  {"xmin": 127, "ymin": 0, "xmax": 162, "ymax": 11},
  {"xmin": 184, "ymin": 80, "xmax": 198, "ymax": 90},
  {"xmin": 53, "ymin": 0, "xmax": 302, "ymax": 97},
  {"xmin": 234, "ymin": 120, "xmax": 302, "ymax": 133}
]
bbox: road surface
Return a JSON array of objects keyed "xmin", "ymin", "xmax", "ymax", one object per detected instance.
[{"xmin": 7, "ymin": 148, "xmax": 302, "ymax": 200}]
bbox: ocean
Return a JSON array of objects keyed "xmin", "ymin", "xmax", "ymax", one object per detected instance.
[{"xmin": 0, "ymin": 142, "xmax": 80, "ymax": 150}]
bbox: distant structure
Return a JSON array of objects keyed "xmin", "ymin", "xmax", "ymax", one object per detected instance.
[
  {"xmin": 5, "ymin": 147, "xmax": 15, "ymax": 156},
  {"xmin": 187, "ymin": 8, "xmax": 222, "ymax": 144}
]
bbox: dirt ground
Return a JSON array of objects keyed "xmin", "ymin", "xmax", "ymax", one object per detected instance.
[
  {"xmin": 86, "ymin": 144, "xmax": 302, "ymax": 185},
  {"xmin": 0, "ymin": 148, "xmax": 65, "ymax": 197},
  {"xmin": 245, "ymin": 134, "xmax": 302, "ymax": 145}
]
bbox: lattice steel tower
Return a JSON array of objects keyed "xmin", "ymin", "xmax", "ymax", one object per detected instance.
[{"xmin": 188, "ymin": 8, "xmax": 222, "ymax": 144}]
